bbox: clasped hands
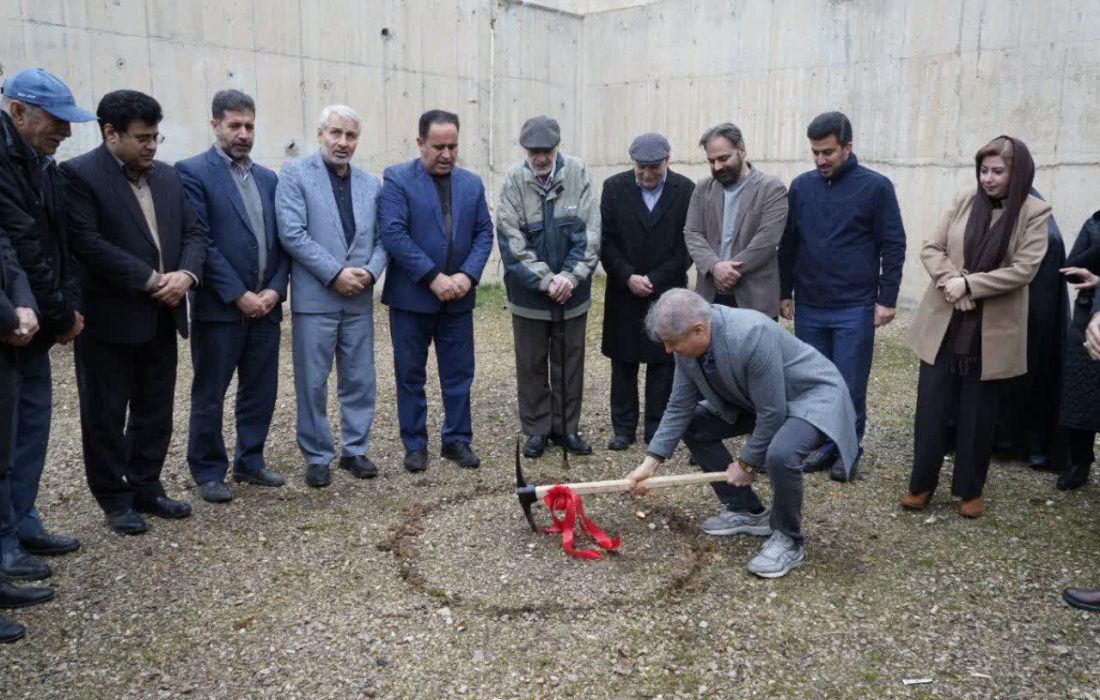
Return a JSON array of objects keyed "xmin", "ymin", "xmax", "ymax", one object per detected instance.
[
  {"xmin": 332, "ymin": 267, "xmax": 374, "ymax": 297},
  {"xmin": 547, "ymin": 274, "xmax": 574, "ymax": 304},
  {"xmin": 429, "ymin": 272, "xmax": 472, "ymax": 302},
  {"xmin": 624, "ymin": 455, "xmax": 755, "ymax": 496},
  {"xmin": 235, "ymin": 289, "xmax": 282, "ymax": 319},
  {"xmin": 150, "ymin": 270, "xmax": 194, "ymax": 308},
  {"xmin": 2, "ymin": 306, "xmax": 39, "ymax": 347},
  {"xmin": 711, "ymin": 260, "xmax": 743, "ymax": 292},
  {"xmin": 940, "ymin": 276, "xmax": 975, "ymax": 312}
]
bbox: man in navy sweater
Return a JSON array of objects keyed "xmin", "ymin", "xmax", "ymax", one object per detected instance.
[{"xmin": 778, "ymin": 111, "xmax": 906, "ymax": 482}]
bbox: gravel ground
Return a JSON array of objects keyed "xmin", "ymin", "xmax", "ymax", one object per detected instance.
[{"xmin": 1, "ymin": 280, "xmax": 1098, "ymax": 699}]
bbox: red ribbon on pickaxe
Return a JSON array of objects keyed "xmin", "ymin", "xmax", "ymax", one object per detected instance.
[{"xmin": 541, "ymin": 484, "xmax": 621, "ymax": 560}]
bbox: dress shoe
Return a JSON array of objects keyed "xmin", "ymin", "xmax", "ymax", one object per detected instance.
[
  {"xmin": 197, "ymin": 481, "xmax": 233, "ymax": 503},
  {"xmin": 404, "ymin": 449, "xmax": 428, "ymax": 473},
  {"xmin": 523, "ymin": 434, "xmax": 547, "ymax": 458},
  {"xmin": 306, "ymin": 463, "xmax": 332, "ymax": 487},
  {"xmin": 136, "ymin": 496, "xmax": 192, "ymax": 520},
  {"xmin": 441, "ymin": 442, "xmax": 480, "ymax": 469},
  {"xmin": 1063, "ymin": 587, "xmax": 1100, "ymax": 612},
  {"xmin": 106, "ymin": 508, "xmax": 147, "ymax": 535},
  {"xmin": 1057, "ymin": 463, "xmax": 1091, "ymax": 491},
  {"xmin": 0, "ymin": 580, "xmax": 55, "ymax": 608},
  {"xmin": 802, "ymin": 447, "xmax": 836, "ymax": 473},
  {"xmin": 340, "ymin": 455, "xmax": 379, "ymax": 479},
  {"xmin": 899, "ymin": 491, "xmax": 932, "ymax": 510},
  {"xmin": 0, "ymin": 549, "xmax": 51, "ymax": 581},
  {"xmin": 19, "ymin": 531, "xmax": 79, "ymax": 557},
  {"xmin": 0, "ymin": 615, "xmax": 24, "ymax": 643},
  {"xmin": 830, "ymin": 448, "xmax": 861, "ymax": 483},
  {"xmin": 549, "ymin": 432, "xmax": 593, "ymax": 456},
  {"xmin": 233, "ymin": 467, "xmax": 287, "ymax": 487},
  {"xmin": 607, "ymin": 434, "xmax": 634, "ymax": 451},
  {"xmin": 958, "ymin": 496, "xmax": 984, "ymax": 518}
]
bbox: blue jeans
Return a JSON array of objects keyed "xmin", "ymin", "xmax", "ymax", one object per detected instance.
[
  {"xmin": 794, "ymin": 304, "xmax": 874, "ymax": 457},
  {"xmin": 1, "ymin": 351, "xmax": 53, "ymax": 551}
]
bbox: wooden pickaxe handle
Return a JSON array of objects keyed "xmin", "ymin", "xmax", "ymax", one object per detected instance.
[{"xmin": 534, "ymin": 471, "xmax": 729, "ymax": 499}]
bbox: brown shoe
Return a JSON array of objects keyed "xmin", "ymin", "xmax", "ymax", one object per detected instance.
[
  {"xmin": 899, "ymin": 491, "xmax": 932, "ymax": 510},
  {"xmin": 958, "ymin": 497, "xmax": 984, "ymax": 518}
]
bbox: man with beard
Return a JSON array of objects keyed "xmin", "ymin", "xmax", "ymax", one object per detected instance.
[
  {"xmin": 683, "ymin": 123, "xmax": 788, "ymax": 319},
  {"xmin": 176, "ymin": 90, "xmax": 289, "ymax": 503}
]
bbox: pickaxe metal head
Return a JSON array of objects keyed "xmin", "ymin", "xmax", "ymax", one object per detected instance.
[{"xmin": 514, "ymin": 438, "xmax": 540, "ymax": 532}]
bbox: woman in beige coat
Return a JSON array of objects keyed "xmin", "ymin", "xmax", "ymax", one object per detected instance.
[{"xmin": 901, "ymin": 136, "xmax": 1051, "ymax": 518}]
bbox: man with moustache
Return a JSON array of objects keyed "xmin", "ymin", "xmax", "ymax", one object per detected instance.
[
  {"xmin": 497, "ymin": 116, "xmax": 601, "ymax": 458},
  {"xmin": 63, "ymin": 90, "xmax": 205, "ymax": 534},
  {"xmin": 683, "ymin": 123, "xmax": 788, "ymax": 319},
  {"xmin": 276, "ymin": 105, "xmax": 387, "ymax": 487},
  {"xmin": 778, "ymin": 111, "xmax": 906, "ymax": 482},
  {"xmin": 378, "ymin": 110, "xmax": 493, "ymax": 472},
  {"xmin": 176, "ymin": 90, "xmax": 289, "ymax": 503}
]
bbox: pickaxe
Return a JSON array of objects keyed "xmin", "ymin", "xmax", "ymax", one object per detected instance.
[{"xmin": 514, "ymin": 440, "xmax": 733, "ymax": 532}]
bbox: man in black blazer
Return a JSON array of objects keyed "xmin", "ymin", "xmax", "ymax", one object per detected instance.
[
  {"xmin": 62, "ymin": 90, "xmax": 205, "ymax": 534},
  {"xmin": 599, "ymin": 133, "xmax": 694, "ymax": 450}
]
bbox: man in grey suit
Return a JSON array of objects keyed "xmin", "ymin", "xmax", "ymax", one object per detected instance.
[
  {"xmin": 276, "ymin": 104, "xmax": 387, "ymax": 487},
  {"xmin": 627, "ymin": 289, "xmax": 857, "ymax": 578},
  {"xmin": 684, "ymin": 123, "xmax": 787, "ymax": 318}
]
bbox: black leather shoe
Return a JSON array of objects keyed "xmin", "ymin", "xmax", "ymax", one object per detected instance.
[
  {"xmin": 306, "ymin": 463, "xmax": 331, "ymax": 488},
  {"xmin": 0, "ymin": 549, "xmax": 51, "ymax": 581},
  {"xmin": 830, "ymin": 448, "xmax": 862, "ymax": 483},
  {"xmin": 19, "ymin": 532, "xmax": 80, "ymax": 557},
  {"xmin": 0, "ymin": 580, "xmax": 55, "ymax": 608},
  {"xmin": 1057, "ymin": 463, "xmax": 1091, "ymax": 491},
  {"xmin": 549, "ymin": 432, "xmax": 593, "ymax": 456},
  {"xmin": 441, "ymin": 442, "xmax": 480, "ymax": 469},
  {"xmin": 0, "ymin": 615, "xmax": 24, "ymax": 643},
  {"xmin": 403, "ymin": 449, "xmax": 428, "ymax": 473},
  {"xmin": 802, "ymin": 447, "xmax": 836, "ymax": 473},
  {"xmin": 106, "ymin": 508, "xmax": 147, "ymax": 535},
  {"xmin": 1064, "ymin": 587, "xmax": 1100, "ymax": 612},
  {"xmin": 607, "ymin": 434, "xmax": 634, "ymax": 451},
  {"xmin": 340, "ymin": 455, "xmax": 379, "ymax": 479},
  {"xmin": 136, "ymin": 496, "xmax": 192, "ymax": 520},
  {"xmin": 523, "ymin": 434, "xmax": 547, "ymax": 458},
  {"xmin": 197, "ymin": 481, "xmax": 233, "ymax": 503},
  {"xmin": 234, "ymin": 467, "xmax": 287, "ymax": 487}
]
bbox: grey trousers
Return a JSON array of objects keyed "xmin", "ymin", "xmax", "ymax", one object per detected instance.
[
  {"xmin": 511, "ymin": 312, "xmax": 586, "ymax": 436},
  {"xmin": 683, "ymin": 404, "xmax": 824, "ymax": 544}
]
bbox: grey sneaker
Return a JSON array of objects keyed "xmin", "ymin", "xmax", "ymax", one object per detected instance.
[
  {"xmin": 746, "ymin": 531, "xmax": 805, "ymax": 579},
  {"xmin": 700, "ymin": 507, "xmax": 772, "ymax": 537}
]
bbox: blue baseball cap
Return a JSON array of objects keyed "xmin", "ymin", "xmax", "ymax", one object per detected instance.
[{"xmin": 2, "ymin": 68, "xmax": 95, "ymax": 123}]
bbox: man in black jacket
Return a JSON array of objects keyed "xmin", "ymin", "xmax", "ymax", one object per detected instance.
[
  {"xmin": 599, "ymin": 133, "xmax": 694, "ymax": 450},
  {"xmin": 63, "ymin": 90, "xmax": 205, "ymax": 535},
  {"xmin": 0, "ymin": 69, "xmax": 94, "ymax": 576}
]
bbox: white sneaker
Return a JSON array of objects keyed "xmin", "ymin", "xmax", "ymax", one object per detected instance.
[
  {"xmin": 746, "ymin": 531, "xmax": 805, "ymax": 579},
  {"xmin": 700, "ymin": 507, "xmax": 772, "ymax": 537}
]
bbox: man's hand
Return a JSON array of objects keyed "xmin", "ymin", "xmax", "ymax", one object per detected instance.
[
  {"xmin": 151, "ymin": 271, "xmax": 194, "ymax": 308},
  {"xmin": 450, "ymin": 273, "xmax": 473, "ymax": 300},
  {"xmin": 954, "ymin": 297, "xmax": 976, "ymax": 312},
  {"xmin": 235, "ymin": 291, "xmax": 267, "ymax": 318},
  {"xmin": 726, "ymin": 460, "xmax": 755, "ymax": 488},
  {"xmin": 3, "ymin": 307, "xmax": 39, "ymax": 346},
  {"xmin": 940, "ymin": 276, "xmax": 967, "ymax": 304},
  {"xmin": 627, "ymin": 274, "xmax": 654, "ymax": 298},
  {"xmin": 873, "ymin": 304, "xmax": 896, "ymax": 328},
  {"xmin": 780, "ymin": 299, "xmax": 794, "ymax": 321},
  {"xmin": 430, "ymin": 273, "xmax": 460, "ymax": 302},
  {"xmin": 711, "ymin": 260, "xmax": 743, "ymax": 291},
  {"xmin": 257, "ymin": 289, "xmax": 282, "ymax": 315},
  {"xmin": 627, "ymin": 455, "xmax": 661, "ymax": 495},
  {"xmin": 548, "ymin": 274, "xmax": 575, "ymax": 304},
  {"xmin": 332, "ymin": 267, "xmax": 369, "ymax": 297},
  {"xmin": 1061, "ymin": 266, "xmax": 1100, "ymax": 291},
  {"xmin": 56, "ymin": 311, "xmax": 85, "ymax": 344},
  {"xmin": 1086, "ymin": 312, "xmax": 1100, "ymax": 361}
]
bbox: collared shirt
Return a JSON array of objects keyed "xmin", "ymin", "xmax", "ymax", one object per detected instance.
[
  {"xmin": 214, "ymin": 145, "xmax": 267, "ymax": 287},
  {"xmin": 719, "ymin": 177, "xmax": 749, "ymax": 261},
  {"xmin": 111, "ymin": 153, "xmax": 163, "ymax": 274},
  {"xmin": 432, "ymin": 173, "xmax": 455, "ymax": 272},
  {"xmin": 325, "ymin": 161, "xmax": 356, "ymax": 247},
  {"xmin": 533, "ymin": 161, "xmax": 556, "ymax": 190},
  {"xmin": 637, "ymin": 171, "xmax": 667, "ymax": 213}
]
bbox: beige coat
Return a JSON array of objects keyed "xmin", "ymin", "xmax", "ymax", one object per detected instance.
[{"xmin": 908, "ymin": 189, "xmax": 1052, "ymax": 380}]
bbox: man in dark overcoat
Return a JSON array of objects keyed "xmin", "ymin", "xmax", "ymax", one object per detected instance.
[{"xmin": 599, "ymin": 133, "xmax": 694, "ymax": 450}]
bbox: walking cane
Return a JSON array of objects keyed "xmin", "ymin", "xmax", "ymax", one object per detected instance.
[{"xmin": 553, "ymin": 299, "xmax": 570, "ymax": 469}]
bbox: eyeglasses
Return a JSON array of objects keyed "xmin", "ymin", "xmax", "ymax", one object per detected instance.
[{"xmin": 124, "ymin": 132, "xmax": 166, "ymax": 145}]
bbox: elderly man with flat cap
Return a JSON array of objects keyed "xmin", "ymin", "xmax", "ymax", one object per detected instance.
[
  {"xmin": 599, "ymin": 133, "xmax": 694, "ymax": 450},
  {"xmin": 497, "ymin": 116, "xmax": 600, "ymax": 458}
]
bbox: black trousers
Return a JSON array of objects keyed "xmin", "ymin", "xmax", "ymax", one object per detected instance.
[
  {"xmin": 909, "ymin": 349, "xmax": 1005, "ymax": 500},
  {"xmin": 0, "ymin": 348, "xmax": 15, "ymax": 481},
  {"xmin": 609, "ymin": 359, "xmax": 674, "ymax": 443},
  {"xmin": 75, "ymin": 311, "xmax": 178, "ymax": 513},
  {"xmin": 1066, "ymin": 428, "xmax": 1096, "ymax": 467}
]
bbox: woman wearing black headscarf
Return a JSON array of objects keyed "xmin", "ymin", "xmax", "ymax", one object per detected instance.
[{"xmin": 901, "ymin": 136, "xmax": 1052, "ymax": 518}]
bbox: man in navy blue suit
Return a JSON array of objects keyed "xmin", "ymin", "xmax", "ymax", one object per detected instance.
[
  {"xmin": 177, "ymin": 90, "xmax": 289, "ymax": 503},
  {"xmin": 379, "ymin": 110, "xmax": 494, "ymax": 472}
]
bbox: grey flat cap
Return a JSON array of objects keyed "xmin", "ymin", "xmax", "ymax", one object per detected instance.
[
  {"xmin": 629, "ymin": 132, "xmax": 671, "ymax": 164},
  {"xmin": 519, "ymin": 115, "xmax": 561, "ymax": 149}
]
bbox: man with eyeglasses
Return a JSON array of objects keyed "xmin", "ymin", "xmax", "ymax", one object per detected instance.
[{"xmin": 62, "ymin": 90, "xmax": 205, "ymax": 535}]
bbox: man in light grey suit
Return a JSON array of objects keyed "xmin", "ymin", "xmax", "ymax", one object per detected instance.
[
  {"xmin": 627, "ymin": 289, "xmax": 857, "ymax": 578},
  {"xmin": 684, "ymin": 123, "xmax": 788, "ymax": 318},
  {"xmin": 276, "ymin": 104, "xmax": 387, "ymax": 487}
]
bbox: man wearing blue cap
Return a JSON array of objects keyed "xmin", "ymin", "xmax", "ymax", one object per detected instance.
[{"xmin": 0, "ymin": 68, "xmax": 94, "ymax": 569}]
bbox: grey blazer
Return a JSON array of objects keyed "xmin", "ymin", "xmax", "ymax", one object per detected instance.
[
  {"xmin": 647, "ymin": 306, "xmax": 858, "ymax": 476},
  {"xmin": 275, "ymin": 151, "xmax": 388, "ymax": 314},
  {"xmin": 683, "ymin": 166, "xmax": 788, "ymax": 317}
]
